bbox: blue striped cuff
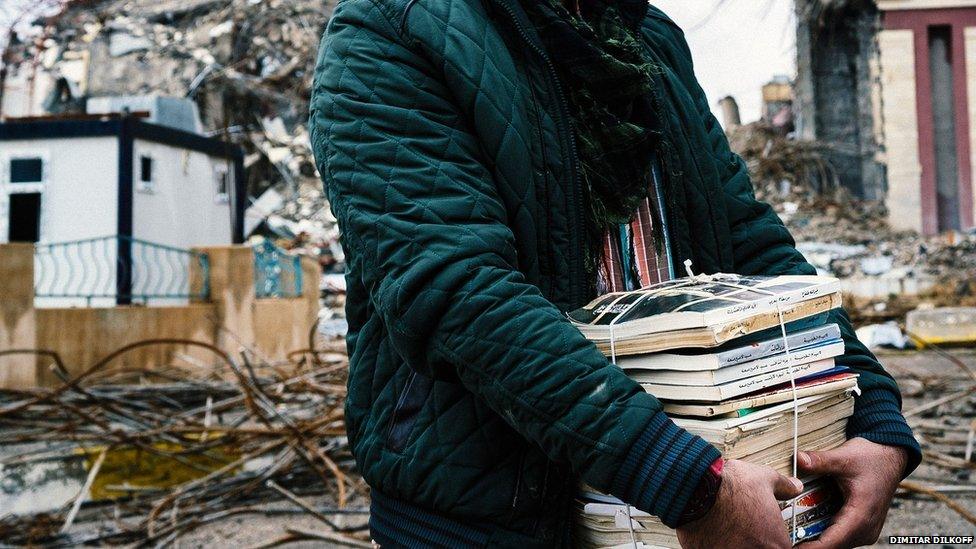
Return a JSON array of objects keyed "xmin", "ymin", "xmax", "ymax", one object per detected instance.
[
  {"xmin": 611, "ymin": 411, "xmax": 722, "ymax": 528},
  {"xmin": 848, "ymin": 387, "xmax": 922, "ymax": 478}
]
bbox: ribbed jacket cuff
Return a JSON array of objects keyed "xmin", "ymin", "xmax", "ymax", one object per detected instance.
[
  {"xmin": 369, "ymin": 490, "xmax": 490, "ymax": 546},
  {"xmin": 611, "ymin": 411, "xmax": 722, "ymax": 528},
  {"xmin": 848, "ymin": 387, "xmax": 922, "ymax": 478}
]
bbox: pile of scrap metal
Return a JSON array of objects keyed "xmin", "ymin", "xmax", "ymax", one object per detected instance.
[
  {"xmin": 1, "ymin": 0, "xmax": 340, "ymax": 260},
  {"xmin": 0, "ymin": 336, "xmax": 368, "ymax": 546}
]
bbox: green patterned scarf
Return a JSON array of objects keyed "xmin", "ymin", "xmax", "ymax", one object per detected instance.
[{"xmin": 521, "ymin": 0, "xmax": 665, "ymax": 273}]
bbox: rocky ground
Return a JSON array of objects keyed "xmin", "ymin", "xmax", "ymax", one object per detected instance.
[
  {"xmin": 875, "ymin": 349, "xmax": 976, "ymax": 546},
  {"xmin": 173, "ymin": 494, "xmax": 371, "ymax": 548}
]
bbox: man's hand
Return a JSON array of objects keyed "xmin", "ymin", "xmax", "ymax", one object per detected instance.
[
  {"xmin": 797, "ymin": 437, "xmax": 908, "ymax": 548},
  {"xmin": 677, "ymin": 459, "xmax": 804, "ymax": 549}
]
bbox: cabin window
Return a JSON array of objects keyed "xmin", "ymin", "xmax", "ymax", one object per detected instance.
[
  {"xmin": 138, "ymin": 155, "xmax": 155, "ymax": 192},
  {"xmin": 214, "ymin": 167, "xmax": 230, "ymax": 204},
  {"xmin": 9, "ymin": 157, "xmax": 44, "ymax": 184}
]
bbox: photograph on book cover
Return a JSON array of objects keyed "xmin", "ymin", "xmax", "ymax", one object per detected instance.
[{"xmin": 571, "ymin": 276, "xmax": 838, "ymax": 327}]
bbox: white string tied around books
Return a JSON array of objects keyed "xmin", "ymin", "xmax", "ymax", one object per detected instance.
[{"xmin": 606, "ymin": 260, "xmax": 804, "ymax": 547}]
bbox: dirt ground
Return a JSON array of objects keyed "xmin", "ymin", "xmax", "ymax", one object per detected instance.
[
  {"xmin": 873, "ymin": 350, "xmax": 976, "ymax": 547},
  {"xmin": 163, "ymin": 350, "xmax": 976, "ymax": 548},
  {"xmin": 173, "ymin": 496, "xmax": 371, "ymax": 548}
]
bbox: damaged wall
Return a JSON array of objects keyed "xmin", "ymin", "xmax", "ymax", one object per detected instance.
[
  {"xmin": 797, "ymin": 0, "xmax": 976, "ymax": 234},
  {"xmin": 795, "ymin": 0, "xmax": 887, "ymax": 200}
]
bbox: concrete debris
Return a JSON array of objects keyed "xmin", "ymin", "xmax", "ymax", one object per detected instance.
[
  {"xmin": 321, "ymin": 273, "xmax": 346, "ymax": 295},
  {"xmin": 318, "ymin": 316, "xmax": 348, "ymax": 338},
  {"xmin": 108, "ymin": 30, "xmax": 151, "ymax": 57},
  {"xmin": 859, "ymin": 255, "xmax": 895, "ymax": 277},
  {"xmin": 244, "ymin": 187, "xmax": 286, "ymax": 237},
  {"xmin": 2, "ymin": 0, "xmax": 341, "ymax": 271},
  {"xmin": 795, "ymin": 242, "xmax": 867, "ymax": 275},
  {"xmin": 907, "ymin": 308, "xmax": 976, "ymax": 346},
  {"xmin": 731, "ymin": 122, "xmax": 976, "ymax": 321},
  {"xmin": 856, "ymin": 322, "xmax": 912, "ymax": 350},
  {"xmin": 207, "ymin": 19, "xmax": 234, "ymax": 39}
]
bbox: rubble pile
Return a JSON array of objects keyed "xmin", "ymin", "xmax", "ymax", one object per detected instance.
[
  {"xmin": 730, "ymin": 122, "xmax": 976, "ymax": 315},
  {"xmin": 0, "ymin": 336, "xmax": 367, "ymax": 546},
  {"xmin": 2, "ymin": 0, "xmax": 338, "ymax": 255},
  {"xmin": 7, "ymin": 6, "xmax": 976, "ymax": 312}
]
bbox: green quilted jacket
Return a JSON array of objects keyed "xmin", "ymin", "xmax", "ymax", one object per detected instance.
[{"xmin": 310, "ymin": 0, "xmax": 920, "ymax": 545}]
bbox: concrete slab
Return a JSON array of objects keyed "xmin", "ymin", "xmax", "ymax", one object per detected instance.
[{"xmin": 907, "ymin": 307, "xmax": 976, "ymax": 345}]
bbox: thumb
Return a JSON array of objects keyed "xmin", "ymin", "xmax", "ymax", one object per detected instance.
[
  {"xmin": 772, "ymin": 473, "xmax": 804, "ymax": 500},
  {"xmin": 797, "ymin": 449, "xmax": 843, "ymax": 475}
]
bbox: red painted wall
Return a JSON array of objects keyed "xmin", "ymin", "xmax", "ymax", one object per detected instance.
[{"xmin": 885, "ymin": 8, "xmax": 976, "ymax": 233}]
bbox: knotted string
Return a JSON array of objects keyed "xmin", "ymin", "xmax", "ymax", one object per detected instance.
[{"xmin": 607, "ymin": 260, "xmax": 804, "ymax": 546}]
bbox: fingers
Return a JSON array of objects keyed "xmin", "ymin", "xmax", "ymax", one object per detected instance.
[
  {"xmin": 797, "ymin": 448, "xmax": 849, "ymax": 476},
  {"xmin": 772, "ymin": 473, "xmax": 804, "ymax": 500},
  {"xmin": 766, "ymin": 471, "xmax": 802, "ymax": 548},
  {"xmin": 799, "ymin": 502, "xmax": 863, "ymax": 549}
]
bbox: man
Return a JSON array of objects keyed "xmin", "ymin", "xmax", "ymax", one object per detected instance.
[{"xmin": 310, "ymin": 0, "xmax": 920, "ymax": 546}]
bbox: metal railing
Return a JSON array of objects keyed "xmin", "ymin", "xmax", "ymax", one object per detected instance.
[
  {"xmin": 34, "ymin": 235, "xmax": 211, "ymax": 305},
  {"xmin": 253, "ymin": 240, "xmax": 303, "ymax": 298}
]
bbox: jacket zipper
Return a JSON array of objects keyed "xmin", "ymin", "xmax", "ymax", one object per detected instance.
[
  {"xmin": 509, "ymin": 450, "xmax": 526, "ymax": 511},
  {"xmin": 488, "ymin": 0, "xmax": 587, "ymax": 307}
]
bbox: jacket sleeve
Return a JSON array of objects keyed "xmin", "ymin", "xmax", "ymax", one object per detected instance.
[
  {"xmin": 310, "ymin": 0, "xmax": 720, "ymax": 526},
  {"xmin": 652, "ymin": 9, "xmax": 920, "ymax": 475}
]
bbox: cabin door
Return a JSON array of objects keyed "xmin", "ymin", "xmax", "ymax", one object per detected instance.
[{"xmin": 8, "ymin": 192, "xmax": 42, "ymax": 243}]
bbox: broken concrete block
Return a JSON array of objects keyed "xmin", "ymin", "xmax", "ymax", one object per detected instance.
[
  {"xmin": 859, "ymin": 255, "xmax": 894, "ymax": 276},
  {"xmin": 839, "ymin": 273, "xmax": 938, "ymax": 300},
  {"xmin": 907, "ymin": 307, "xmax": 976, "ymax": 345},
  {"xmin": 109, "ymin": 32, "xmax": 152, "ymax": 57},
  {"xmin": 856, "ymin": 321, "xmax": 911, "ymax": 350}
]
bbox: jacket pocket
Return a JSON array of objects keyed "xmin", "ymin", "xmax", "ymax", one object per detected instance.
[{"xmin": 386, "ymin": 370, "xmax": 434, "ymax": 453}]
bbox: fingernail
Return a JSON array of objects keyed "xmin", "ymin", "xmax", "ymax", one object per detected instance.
[
  {"xmin": 791, "ymin": 477, "xmax": 803, "ymax": 491},
  {"xmin": 797, "ymin": 452, "xmax": 809, "ymax": 467}
]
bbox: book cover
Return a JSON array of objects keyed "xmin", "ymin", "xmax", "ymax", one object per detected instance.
[
  {"xmin": 623, "ymin": 341, "xmax": 845, "ymax": 386},
  {"xmin": 590, "ymin": 293, "xmax": 843, "ymax": 356},
  {"xmin": 616, "ymin": 324, "xmax": 841, "ymax": 372},
  {"xmin": 661, "ymin": 371, "xmax": 859, "ymax": 417},
  {"xmin": 569, "ymin": 275, "xmax": 840, "ymax": 337},
  {"xmin": 642, "ymin": 360, "xmax": 839, "ymax": 402}
]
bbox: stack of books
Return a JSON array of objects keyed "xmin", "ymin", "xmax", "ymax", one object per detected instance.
[
  {"xmin": 575, "ymin": 476, "xmax": 843, "ymax": 548},
  {"xmin": 569, "ymin": 275, "xmax": 857, "ymax": 548}
]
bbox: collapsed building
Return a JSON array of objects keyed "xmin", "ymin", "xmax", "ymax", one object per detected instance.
[
  {"xmin": 721, "ymin": 0, "xmax": 976, "ymax": 315},
  {"xmin": 795, "ymin": 0, "xmax": 976, "ymax": 235}
]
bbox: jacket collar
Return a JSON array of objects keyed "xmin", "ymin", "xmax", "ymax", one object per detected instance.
[{"xmin": 488, "ymin": 0, "xmax": 649, "ymax": 32}]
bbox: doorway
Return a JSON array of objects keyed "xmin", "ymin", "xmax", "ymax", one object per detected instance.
[
  {"xmin": 8, "ymin": 192, "xmax": 42, "ymax": 243},
  {"xmin": 928, "ymin": 25, "xmax": 962, "ymax": 232}
]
